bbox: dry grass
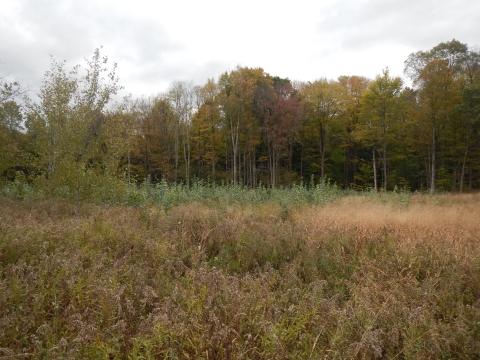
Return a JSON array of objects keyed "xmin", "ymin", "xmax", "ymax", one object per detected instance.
[
  {"xmin": 297, "ymin": 194, "xmax": 479, "ymax": 243},
  {"xmin": 1, "ymin": 193, "xmax": 480, "ymax": 359}
]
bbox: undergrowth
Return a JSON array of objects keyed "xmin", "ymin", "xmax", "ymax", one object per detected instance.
[
  {"xmin": 1, "ymin": 192, "xmax": 480, "ymax": 359},
  {"xmin": 1, "ymin": 177, "xmax": 340, "ymax": 209}
]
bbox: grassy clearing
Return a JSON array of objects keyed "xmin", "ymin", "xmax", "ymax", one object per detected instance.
[{"xmin": 1, "ymin": 192, "xmax": 480, "ymax": 359}]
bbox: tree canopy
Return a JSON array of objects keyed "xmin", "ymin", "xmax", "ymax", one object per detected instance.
[{"xmin": 2, "ymin": 40, "xmax": 480, "ymax": 193}]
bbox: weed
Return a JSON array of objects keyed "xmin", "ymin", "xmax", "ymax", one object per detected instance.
[{"xmin": 1, "ymin": 192, "xmax": 480, "ymax": 358}]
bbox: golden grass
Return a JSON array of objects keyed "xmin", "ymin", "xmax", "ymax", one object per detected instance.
[{"xmin": 297, "ymin": 195, "xmax": 479, "ymax": 246}]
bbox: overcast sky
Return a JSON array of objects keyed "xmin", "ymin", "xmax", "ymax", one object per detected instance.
[{"xmin": 1, "ymin": 0, "xmax": 479, "ymax": 102}]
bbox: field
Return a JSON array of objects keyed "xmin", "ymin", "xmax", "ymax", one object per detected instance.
[{"xmin": 1, "ymin": 190, "xmax": 480, "ymax": 359}]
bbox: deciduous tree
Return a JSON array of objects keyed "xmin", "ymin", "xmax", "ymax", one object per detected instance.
[
  {"xmin": 301, "ymin": 79, "xmax": 345, "ymax": 180},
  {"xmin": 337, "ymin": 76, "xmax": 370, "ymax": 188},
  {"xmin": 415, "ymin": 60, "xmax": 461, "ymax": 192},
  {"xmin": 218, "ymin": 67, "xmax": 263, "ymax": 185},
  {"xmin": 358, "ymin": 68, "xmax": 404, "ymax": 191},
  {"xmin": 26, "ymin": 49, "xmax": 123, "ymax": 206}
]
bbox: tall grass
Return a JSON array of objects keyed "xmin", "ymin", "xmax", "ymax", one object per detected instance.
[
  {"xmin": 120, "ymin": 177, "xmax": 340, "ymax": 210},
  {"xmin": 0, "ymin": 177, "xmax": 339, "ymax": 206},
  {"xmin": 1, "ymin": 192, "xmax": 480, "ymax": 358}
]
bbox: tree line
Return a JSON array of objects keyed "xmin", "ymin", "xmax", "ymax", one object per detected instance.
[{"xmin": 1, "ymin": 39, "xmax": 480, "ymax": 197}]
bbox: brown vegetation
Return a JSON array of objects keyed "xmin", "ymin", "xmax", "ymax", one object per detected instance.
[{"xmin": 1, "ymin": 194, "xmax": 480, "ymax": 359}]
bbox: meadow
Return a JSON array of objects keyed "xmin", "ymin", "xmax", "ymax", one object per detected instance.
[{"xmin": 1, "ymin": 184, "xmax": 480, "ymax": 359}]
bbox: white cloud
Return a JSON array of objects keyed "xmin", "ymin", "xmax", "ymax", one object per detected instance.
[{"xmin": 1, "ymin": 0, "xmax": 479, "ymax": 101}]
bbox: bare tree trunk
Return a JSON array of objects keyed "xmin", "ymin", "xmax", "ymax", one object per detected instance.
[
  {"xmin": 469, "ymin": 165, "xmax": 473, "ymax": 191},
  {"xmin": 430, "ymin": 128, "xmax": 436, "ymax": 193},
  {"xmin": 459, "ymin": 135, "xmax": 469, "ymax": 194},
  {"xmin": 275, "ymin": 147, "xmax": 280, "ymax": 187},
  {"xmin": 267, "ymin": 139, "xmax": 274, "ymax": 187},
  {"xmin": 373, "ymin": 148, "xmax": 378, "ymax": 193},
  {"xmin": 225, "ymin": 138, "xmax": 228, "ymax": 182},
  {"xmin": 383, "ymin": 144, "xmax": 387, "ymax": 191},
  {"xmin": 272, "ymin": 146, "xmax": 277, "ymax": 188},
  {"xmin": 452, "ymin": 164, "xmax": 457, "ymax": 192},
  {"xmin": 127, "ymin": 149, "xmax": 131, "ymax": 184},
  {"xmin": 253, "ymin": 149, "xmax": 257, "ymax": 187},
  {"xmin": 231, "ymin": 113, "xmax": 240, "ymax": 186},
  {"xmin": 238, "ymin": 150, "xmax": 242, "ymax": 185},
  {"xmin": 243, "ymin": 151, "xmax": 247, "ymax": 186},
  {"xmin": 319, "ymin": 124, "xmax": 326, "ymax": 180},
  {"xmin": 300, "ymin": 126, "xmax": 305, "ymax": 179},
  {"xmin": 76, "ymin": 171, "xmax": 81, "ymax": 214},
  {"xmin": 183, "ymin": 123, "xmax": 190, "ymax": 185},
  {"xmin": 211, "ymin": 127, "xmax": 215, "ymax": 179},
  {"xmin": 174, "ymin": 122, "xmax": 179, "ymax": 182},
  {"xmin": 425, "ymin": 155, "xmax": 430, "ymax": 191}
]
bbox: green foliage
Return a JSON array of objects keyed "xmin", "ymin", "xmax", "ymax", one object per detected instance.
[
  {"xmin": 25, "ymin": 49, "xmax": 124, "ymax": 208},
  {"xmin": 0, "ymin": 73, "xmax": 25, "ymax": 104},
  {"xmin": 0, "ymin": 177, "xmax": 36, "ymax": 200},
  {"xmin": 116, "ymin": 176, "xmax": 339, "ymax": 210},
  {"xmin": 0, "ymin": 100, "xmax": 23, "ymax": 131},
  {"xmin": 0, "ymin": 101, "xmax": 32, "ymax": 184},
  {"xmin": 3, "ymin": 41, "xmax": 480, "ymax": 192}
]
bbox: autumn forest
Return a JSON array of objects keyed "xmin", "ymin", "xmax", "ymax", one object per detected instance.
[
  {"xmin": 1, "ymin": 39, "xmax": 480, "ymax": 195},
  {"xmin": 3, "ymin": 39, "xmax": 480, "ymax": 358}
]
